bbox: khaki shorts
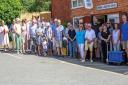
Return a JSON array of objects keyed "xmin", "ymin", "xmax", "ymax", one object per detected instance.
[
  {"xmin": 56, "ymin": 41, "xmax": 62, "ymax": 48},
  {"xmin": 94, "ymin": 38, "xmax": 98, "ymax": 48},
  {"xmin": 122, "ymin": 41, "xmax": 128, "ymax": 49},
  {"xmin": 85, "ymin": 41, "xmax": 94, "ymax": 52}
]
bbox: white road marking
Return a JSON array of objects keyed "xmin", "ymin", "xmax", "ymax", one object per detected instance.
[
  {"xmin": 58, "ymin": 60, "xmax": 127, "ymax": 76},
  {"xmin": 5, "ymin": 53, "xmax": 22, "ymax": 59}
]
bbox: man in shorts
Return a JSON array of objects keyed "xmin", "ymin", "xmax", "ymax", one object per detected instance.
[
  {"xmin": 55, "ymin": 20, "xmax": 64, "ymax": 55},
  {"xmin": 85, "ymin": 23, "xmax": 96, "ymax": 62},
  {"xmin": 121, "ymin": 14, "xmax": 128, "ymax": 63}
]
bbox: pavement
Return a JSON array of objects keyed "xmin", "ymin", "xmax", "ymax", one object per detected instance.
[{"xmin": 0, "ymin": 52, "xmax": 128, "ymax": 85}]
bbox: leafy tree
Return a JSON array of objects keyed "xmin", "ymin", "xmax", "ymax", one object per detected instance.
[
  {"xmin": 21, "ymin": 0, "xmax": 35, "ymax": 11},
  {"xmin": 29, "ymin": 0, "xmax": 51, "ymax": 12},
  {"xmin": 0, "ymin": 0, "xmax": 22, "ymax": 24}
]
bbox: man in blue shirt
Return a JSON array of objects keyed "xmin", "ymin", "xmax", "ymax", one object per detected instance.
[
  {"xmin": 55, "ymin": 20, "xmax": 64, "ymax": 55},
  {"xmin": 121, "ymin": 14, "xmax": 128, "ymax": 62},
  {"xmin": 51, "ymin": 19, "xmax": 58, "ymax": 35}
]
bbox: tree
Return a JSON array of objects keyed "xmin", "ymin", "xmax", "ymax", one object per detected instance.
[
  {"xmin": 21, "ymin": 0, "xmax": 35, "ymax": 11},
  {"xmin": 29, "ymin": 0, "xmax": 51, "ymax": 12},
  {"xmin": 0, "ymin": 0, "xmax": 22, "ymax": 24}
]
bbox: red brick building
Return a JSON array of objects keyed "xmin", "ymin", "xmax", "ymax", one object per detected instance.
[{"xmin": 52, "ymin": 0, "xmax": 128, "ymax": 26}]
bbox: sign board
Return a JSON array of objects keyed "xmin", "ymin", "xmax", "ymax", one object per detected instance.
[
  {"xmin": 97, "ymin": 3, "xmax": 118, "ymax": 10},
  {"xmin": 84, "ymin": 0, "xmax": 93, "ymax": 9}
]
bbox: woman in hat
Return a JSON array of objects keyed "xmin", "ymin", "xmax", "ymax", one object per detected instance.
[{"xmin": 15, "ymin": 18, "xmax": 22, "ymax": 54}]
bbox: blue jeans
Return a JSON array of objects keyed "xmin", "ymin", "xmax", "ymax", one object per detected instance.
[{"xmin": 69, "ymin": 41, "xmax": 76, "ymax": 58}]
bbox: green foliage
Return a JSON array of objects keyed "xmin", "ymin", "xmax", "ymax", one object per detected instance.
[
  {"xmin": 0, "ymin": 0, "xmax": 51, "ymax": 23},
  {"xmin": 0, "ymin": 0, "xmax": 22, "ymax": 24},
  {"xmin": 21, "ymin": 0, "xmax": 35, "ymax": 11},
  {"xmin": 63, "ymin": 21, "xmax": 68, "ymax": 28},
  {"xmin": 28, "ymin": 0, "xmax": 51, "ymax": 12}
]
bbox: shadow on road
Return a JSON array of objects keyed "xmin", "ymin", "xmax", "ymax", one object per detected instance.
[
  {"xmin": 1, "ymin": 49, "xmax": 127, "ymax": 75},
  {"xmin": 52, "ymin": 56, "xmax": 128, "ymax": 75}
]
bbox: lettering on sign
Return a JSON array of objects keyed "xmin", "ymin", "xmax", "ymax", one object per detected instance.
[{"xmin": 97, "ymin": 3, "xmax": 118, "ymax": 10}]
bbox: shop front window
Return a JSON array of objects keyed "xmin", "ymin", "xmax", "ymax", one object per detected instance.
[
  {"xmin": 73, "ymin": 16, "xmax": 84, "ymax": 29},
  {"xmin": 107, "ymin": 14, "xmax": 119, "ymax": 23}
]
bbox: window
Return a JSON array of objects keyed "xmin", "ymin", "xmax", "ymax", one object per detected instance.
[
  {"xmin": 78, "ymin": 0, "xmax": 84, "ymax": 6},
  {"xmin": 72, "ymin": 0, "xmax": 77, "ymax": 8},
  {"xmin": 73, "ymin": 16, "xmax": 84, "ymax": 28},
  {"xmin": 84, "ymin": 0, "xmax": 93, "ymax": 9},
  {"xmin": 71, "ymin": 0, "xmax": 84, "ymax": 8},
  {"xmin": 107, "ymin": 14, "xmax": 119, "ymax": 23}
]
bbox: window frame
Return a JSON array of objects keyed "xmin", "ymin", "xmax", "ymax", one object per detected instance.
[{"xmin": 71, "ymin": 0, "xmax": 84, "ymax": 9}]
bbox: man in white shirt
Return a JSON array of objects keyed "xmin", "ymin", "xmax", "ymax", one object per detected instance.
[{"xmin": 85, "ymin": 23, "xmax": 96, "ymax": 62}]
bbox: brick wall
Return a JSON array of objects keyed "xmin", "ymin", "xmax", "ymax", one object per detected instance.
[
  {"xmin": 52, "ymin": 0, "xmax": 71, "ymax": 23},
  {"xmin": 52, "ymin": 0, "xmax": 128, "ymax": 22},
  {"xmin": 71, "ymin": 0, "xmax": 128, "ymax": 18}
]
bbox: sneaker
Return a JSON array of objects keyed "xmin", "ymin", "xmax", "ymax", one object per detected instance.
[
  {"xmin": 17, "ymin": 51, "xmax": 20, "ymax": 54},
  {"xmin": 4, "ymin": 49, "xmax": 7, "ymax": 52},
  {"xmin": 90, "ymin": 60, "xmax": 93, "ymax": 63},
  {"xmin": 81, "ymin": 60, "xmax": 85, "ymax": 63},
  {"xmin": 124, "ymin": 72, "xmax": 128, "ymax": 75}
]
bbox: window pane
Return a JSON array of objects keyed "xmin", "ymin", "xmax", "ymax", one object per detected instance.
[
  {"xmin": 78, "ymin": 0, "xmax": 84, "ymax": 6},
  {"xmin": 72, "ymin": 0, "xmax": 77, "ymax": 7},
  {"xmin": 87, "ymin": 2, "xmax": 91, "ymax": 7},
  {"xmin": 86, "ymin": 0, "xmax": 91, "ymax": 2}
]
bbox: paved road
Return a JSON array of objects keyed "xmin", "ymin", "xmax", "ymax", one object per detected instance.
[{"xmin": 0, "ymin": 52, "xmax": 128, "ymax": 85}]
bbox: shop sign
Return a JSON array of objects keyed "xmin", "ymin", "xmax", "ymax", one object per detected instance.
[{"xmin": 97, "ymin": 3, "xmax": 118, "ymax": 10}]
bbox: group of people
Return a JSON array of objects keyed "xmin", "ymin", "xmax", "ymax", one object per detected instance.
[{"xmin": 0, "ymin": 14, "xmax": 128, "ymax": 64}]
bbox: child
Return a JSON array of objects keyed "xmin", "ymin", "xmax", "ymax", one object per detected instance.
[{"xmin": 42, "ymin": 37, "xmax": 48, "ymax": 56}]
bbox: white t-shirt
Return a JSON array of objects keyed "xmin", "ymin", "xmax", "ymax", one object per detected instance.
[
  {"xmin": 15, "ymin": 23, "xmax": 22, "ymax": 35},
  {"xmin": 85, "ymin": 29, "xmax": 96, "ymax": 41}
]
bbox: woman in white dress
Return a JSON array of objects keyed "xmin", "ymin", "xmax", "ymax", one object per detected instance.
[
  {"xmin": 112, "ymin": 23, "xmax": 120, "ymax": 51},
  {"xmin": 21, "ymin": 20, "xmax": 27, "ymax": 53},
  {"xmin": 0, "ymin": 20, "xmax": 9, "ymax": 51}
]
